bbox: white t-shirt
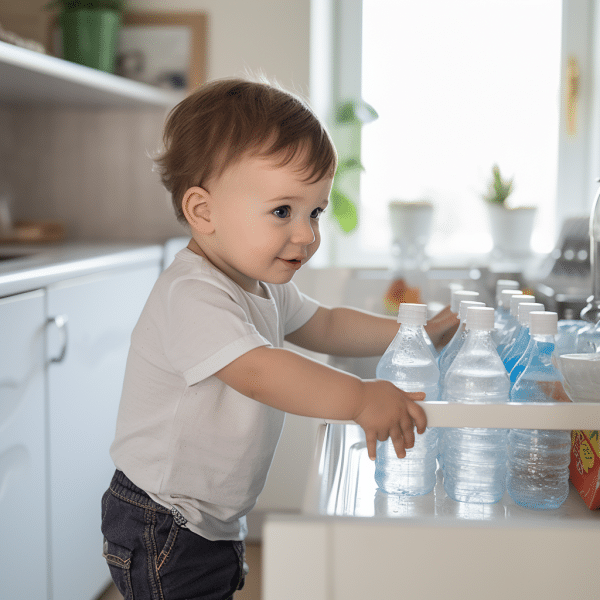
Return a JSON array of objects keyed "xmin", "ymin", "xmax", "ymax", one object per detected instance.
[{"xmin": 110, "ymin": 248, "xmax": 320, "ymax": 541}]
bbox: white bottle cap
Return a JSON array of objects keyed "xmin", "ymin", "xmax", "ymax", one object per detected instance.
[
  {"xmin": 458, "ymin": 300, "xmax": 485, "ymax": 321},
  {"xmin": 518, "ymin": 302, "xmax": 545, "ymax": 326},
  {"xmin": 466, "ymin": 306, "xmax": 495, "ymax": 331},
  {"xmin": 450, "ymin": 290, "xmax": 480, "ymax": 313},
  {"xmin": 499, "ymin": 289, "xmax": 523, "ymax": 308},
  {"xmin": 397, "ymin": 303, "xmax": 428, "ymax": 325},
  {"xmin": 495, "ymin": 279, "xmax": 520, "ymax": 304},
  {"xmin": 510, "ymin": 294, "xmax": 536, "ymax": 317},
  {"xmin": 529, "ymin": 311, "xmax": 557, "ymax": 335}
]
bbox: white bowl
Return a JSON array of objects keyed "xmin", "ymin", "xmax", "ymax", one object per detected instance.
[{"xmin": 557, "ymin": 353, "xmax": 600, "ymax": 403}]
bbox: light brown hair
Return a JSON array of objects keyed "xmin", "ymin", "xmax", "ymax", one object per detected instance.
[{"xmin": 154, "ymin": 77, "xmax": 338, "ymax": 223}]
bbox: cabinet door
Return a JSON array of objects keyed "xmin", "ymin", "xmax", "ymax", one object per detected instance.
[
  {"xmin": 46, "ymin": 264, "xmax": 159, "ymax": 600},
  {"xmin": 0, "ymin": 290, "xmax": 47, "ymax": 599}
]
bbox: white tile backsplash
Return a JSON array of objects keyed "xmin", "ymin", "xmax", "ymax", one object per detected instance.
[{"xmin": 4, "ymin": 105, "xmax": 187, "ymax": 243}]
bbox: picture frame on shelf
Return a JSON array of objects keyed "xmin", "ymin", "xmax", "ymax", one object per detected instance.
[{"xmin": 47, "ymin": 11, "xmax": 207, "ymax": 92}]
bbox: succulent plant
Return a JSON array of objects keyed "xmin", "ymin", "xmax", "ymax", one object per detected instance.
[{"xmin": 482, "ymin": 164, "xmax": 514, "ymax": 207}]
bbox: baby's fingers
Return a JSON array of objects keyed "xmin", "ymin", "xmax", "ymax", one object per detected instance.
[
  {"xmin": 399, "ymin": 414, "xmax": 416, "ymax": 449},
  {"xmin": 407, "ymin": 399, "xmax": 428, "ymax": 435},
  {"xmin": 365, "ymin": 431, "xmax": 378, "ymax": 461},
  {"xmin": 389, "ymin": 425, "xmax": 407, "ymax": 459}
]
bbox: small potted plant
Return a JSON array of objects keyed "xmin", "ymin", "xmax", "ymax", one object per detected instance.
[
  {"xmin": 483, "ymin": 164, "xmax": 537, "ymax": 258},
  {"xmin": 45, "ymin": 0, "xmax": 124, "ymax": 73}
]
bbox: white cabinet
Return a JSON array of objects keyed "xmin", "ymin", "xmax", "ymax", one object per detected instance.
[
  {"xmin": 0, "ymin": 290, "xmax": 47, "ymax": 599},
  {"xmin": 47, "ymin": 265, "xmax": 159, "ymax": 600},
  {"xmin": 0, "ymin": 255, "xmax": 160, "ymax": 600}
]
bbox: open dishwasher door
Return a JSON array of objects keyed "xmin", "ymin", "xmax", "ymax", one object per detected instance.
[{"xmin": 264, "ymin": 402, "xmax": 600, "ymax": 600}]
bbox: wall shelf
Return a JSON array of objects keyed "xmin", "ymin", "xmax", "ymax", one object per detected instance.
[{"xmin": 0, "ymin": 40, "xmax": 183, "ymax": 108}]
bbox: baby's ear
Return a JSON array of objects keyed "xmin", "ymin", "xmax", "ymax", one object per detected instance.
[{"xmin": 182, "ymin": 187, "xmax": 214, "ymax": 234}]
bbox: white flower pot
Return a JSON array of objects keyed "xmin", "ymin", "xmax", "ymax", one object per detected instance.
[{"xmin": 486, "ymin": 204, "xmax": 537, "ymax": 258}]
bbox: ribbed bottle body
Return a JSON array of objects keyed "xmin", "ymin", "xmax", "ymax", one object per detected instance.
[
  {"xmin": 375, "ymin": 380, "xmax": 439, "ymax": 496},
  {"xmin": 441, "ymin": 327, "xmax": 510, "ymax": 504},
  {"xmin": 507, "ymin": 427, "xmax": 571, "ymax": 509},
  {"xmin": 508, "ymin": 336, "xmax": 571, "ymax": 510},
  {"xmin": 374, "ymin": 321, "xmax": 440, "ymax": 496}
]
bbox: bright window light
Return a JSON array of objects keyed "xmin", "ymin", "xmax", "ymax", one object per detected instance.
[{"xmin": 360, "ymin": 0, "xmax": 562, "ymax": 258}]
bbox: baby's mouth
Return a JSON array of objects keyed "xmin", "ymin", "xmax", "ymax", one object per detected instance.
[{"xmin": 279, "ymin": 257, "xmax": 303, "ymax": 269}]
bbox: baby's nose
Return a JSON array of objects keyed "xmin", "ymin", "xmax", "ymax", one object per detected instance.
[{"xmin": 291, "ymin": 219, "xmax": 316, "ymax": 244}]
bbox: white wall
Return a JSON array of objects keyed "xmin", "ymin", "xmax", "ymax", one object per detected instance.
[{"xmin": 129, "ymin": 0, "xmax": 312, "ymax": 95}]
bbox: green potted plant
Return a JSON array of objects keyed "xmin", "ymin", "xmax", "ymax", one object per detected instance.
[
  {"xmin": 330, "ymin": 99, "xmax": 378, "ymax": 233},
  {"xmin": 45, "ymin": 0, "xmax": 124, "ymax": 73},
  {"xmin": 482, "ymin": 164, "xmax": 537, "ymax": 258}
]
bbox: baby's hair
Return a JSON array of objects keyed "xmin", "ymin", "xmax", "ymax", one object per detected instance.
[{"xmin": 154, "ymin": 77, "xmax": 337, "ymax": 223}]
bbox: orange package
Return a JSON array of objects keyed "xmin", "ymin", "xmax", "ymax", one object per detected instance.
[
  {"xmin": 570, "ymin": 430, "xmax": 600, "ymax": 510},
  {"xmin": 383, "ymin": 278, "xmax": 422, "ymax": 314}
]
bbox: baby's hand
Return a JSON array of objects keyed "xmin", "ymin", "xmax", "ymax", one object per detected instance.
[{"xmin": 353, "ymin": 380, "xmax": 427, "ymax": 461}]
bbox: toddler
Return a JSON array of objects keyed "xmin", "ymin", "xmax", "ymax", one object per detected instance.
[{"xmin": 101, "ymin": 77, "xmax": 458, "ymax": 599}]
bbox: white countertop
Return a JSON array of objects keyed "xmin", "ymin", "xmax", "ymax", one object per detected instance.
[{"xmin": 0, "ymin": 241, "xmax": 163, "ymax": 297}]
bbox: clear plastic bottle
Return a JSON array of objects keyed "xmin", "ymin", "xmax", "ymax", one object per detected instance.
[
  {"xmin": 374, "ymin": 303, "xmax": 440, "ymax": 496},
  {"xmin": 497, "ymin": 294, "xmax": 536, "ymax": 357},
  {"xmin": 441, "ymin": 306, "xmax": 510, "ymax": 503},
  {"xmin": 450, "ymin": 289, "xmax": 481, "ymax": 314},
  {"xmin": 437, "ymin": 289, "xmax": 480, "ymax": 366},
  {"xmin": 438, "ymin": 299, "xmax": 485, "ymax": 390},
  {"xmin": 502, "ymin": 302, "xmax": 546, "ymax": 375},
  {"xmin": 495, "ymin": 279, "xmax": 520, "ymax": 307},
  {"xmin": 493, "ymin": 289, "xmax": 523, "ymax": 347},
  {"xmin": 508, "ymin": 311, "xmax": 571, "ymax": 510}
]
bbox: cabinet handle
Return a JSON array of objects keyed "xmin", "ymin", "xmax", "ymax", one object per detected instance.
[{"xmin": 47, "ymin": 315, "xmax": 68, "ymax": 364}]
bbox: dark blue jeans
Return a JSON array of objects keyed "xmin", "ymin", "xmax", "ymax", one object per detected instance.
[{"xmin": 101, "ymin": 470, "xmax": 245, "ymax": 600}]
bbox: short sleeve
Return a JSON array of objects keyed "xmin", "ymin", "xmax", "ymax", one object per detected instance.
[
  {"xmin": 163, "ymin": 279, "xmax": 271, "ymax": 386},
  {"xmin": 271, "ymin": 280, "xmax": 321, "ymax": 335}
]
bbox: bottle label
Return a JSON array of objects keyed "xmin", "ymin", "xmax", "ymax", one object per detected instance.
[{"xmin": 571, "ymin": 430, "xmax": 597, "ymax": 474}]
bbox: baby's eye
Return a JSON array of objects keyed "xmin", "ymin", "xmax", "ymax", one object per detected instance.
[
  {"xmin": 311, "ymin": 207, "xmax": 325, "ymax": 219},
  {"xmin": 273, "ymin": 206, "xmax": 291, "ymax": 219}
]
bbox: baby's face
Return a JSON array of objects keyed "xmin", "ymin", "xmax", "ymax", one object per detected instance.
[{"xmin": 199, "ymin": 151, "xmax": 332, "ymax": 295}]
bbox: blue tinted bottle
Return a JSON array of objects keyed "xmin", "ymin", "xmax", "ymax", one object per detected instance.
[
  {"xmin": 508, "ymin": 311, "xmax": 571, "ymax": 510},
  {"xmin": 503, "ymin": 302, "xmax": 545, "ymax": 374}
]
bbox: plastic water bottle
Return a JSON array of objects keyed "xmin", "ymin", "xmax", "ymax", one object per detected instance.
[
  {"xmin": 502, "ymin": 302, "xmax": 546, "ymax": 375},
  {"xmin": 441, "ymin": 306, "xmax": 510, "ymax": 503},
  {"xmin": 508, "ymin": 311, "xmax": 571, "ymax": 510},
  {"xmin": 375, "ymin": 303, "xmax": 439, "ymax": 496},
  {"xmin": 438, "ymin": 299, "xmax": 485, "ymax": 389},
  {"xmin": 450, "ymin": 289, "xmax": 481, "ymax": 315},
  {"xmin": 495, "ymin": 279, "xmax": 520, "ymax": 310},
  {"xmin": 493, "ymin": 289, "xmax": 523, "ymax": 347},
  {"xmin": 437, "ymin": 289, "xmax": 480, "ymax": 366},
  {"xmin": 508, "ymin": 307, "xmax": 549, "ymax": 386},
  {"xmin": 496, "ymin": 294, "xmax": 536, "ymax": 356},
  {"xmin": 575, "ymin": 319, "xmax": 600, "ymax": 353}
]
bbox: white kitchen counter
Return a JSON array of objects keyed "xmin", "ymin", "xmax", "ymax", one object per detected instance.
[{"xmin": 0, "ymin": 242, "xmax": 163, "ymax": 297}]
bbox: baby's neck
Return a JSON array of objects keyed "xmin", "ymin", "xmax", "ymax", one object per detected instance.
[{"xmin": 187, "ymin": 238, "xmax": 269, "ymax": 299}]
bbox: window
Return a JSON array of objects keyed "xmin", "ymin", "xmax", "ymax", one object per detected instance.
[{"xmin": 324, "ymin": 0, "xmax": 598, "ymax": 268}]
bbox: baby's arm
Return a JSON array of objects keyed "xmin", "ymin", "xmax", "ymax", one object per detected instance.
[
  {"xmin": 215, "ymin": 346, "xmax": 426, "ymax": 460},
  {"xmin": 285, "ymin": 305, "xmax": 459, "ymax": 357}
]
